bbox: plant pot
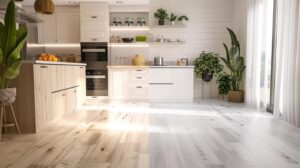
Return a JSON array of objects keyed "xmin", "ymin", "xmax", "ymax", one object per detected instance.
[
  {"xmin": 202, "ymin": 72, "xmax": 213, "ymax": 82},
  {"xmin": 159, "ymin": 20, "xmax": 165, "ymax": 25},
  {"xmin": 228, "ymin": 90, "xmax": 244, "ymax": 103},
  {"xmin": 0, "ymin": 88, "xmax": 16, "ymax": 106},
  {"xmin": 171, "ymin": 21, "xmax": 176, "ymax": 26}
]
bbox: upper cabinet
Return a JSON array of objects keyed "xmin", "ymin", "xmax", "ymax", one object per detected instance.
[
  {"xmin": 38, "ymin": 9, "xmax": 80, "ymax": 43},
  {"xmin": 80, "ymin": 2, "xmax": 109, "ymax": 42}
]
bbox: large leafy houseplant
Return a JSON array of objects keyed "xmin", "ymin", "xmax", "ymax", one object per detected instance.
[
  {"xmin": 154, "ymin": 8, "xmax": 168, "ymax": 25},
  {"xmin": 217, "ymin": 73, "xmax": 231, "ymax": 98},
  {"xmin": 221, "ymin": 28, "xmax": 246, "ymax": 102},
  {"xmin": 0, "ymin": 0, "xmax": 28, "ymax": 105},
  {"xmin": 194, "ymin": 51, "xmax": 223, "ymax": 82}
]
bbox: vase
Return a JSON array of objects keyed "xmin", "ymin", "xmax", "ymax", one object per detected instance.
[
  {"xmin": 159, "ymin": 20, "xmax": 165, "ymax": 25},
  {"xmin": 132, "ymin": 54, "xmax": 145, "ymax": 66},
  {"xmin": 202, "ymin": 72, "xmax": 213, "ymax": 82},
  {"xmin": 228, "ymin": 90, "xmax": 244, "ymax": 103},
  {"xmin": 0, "ymin": 88, "xmax": 16, "ymax": 106},
  {"xmin": 171, "ymin": 21, "xmax": 176, "ymax": 26}
]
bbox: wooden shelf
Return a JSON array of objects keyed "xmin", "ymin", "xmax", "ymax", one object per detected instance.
[
  {"xmin": 109, "ymin": 42, "xmax": 149, "ymax": 47},
  {"xmin": 110, "ymin": 26, "xmax": 149, "ymax": 31},
  {"xmin": 149, "ymin": 41, "xmax": 186, "ymax": 45},
  {"xmin": 150, "ymin": 24, "xmax": 186, "ymax": 28}
]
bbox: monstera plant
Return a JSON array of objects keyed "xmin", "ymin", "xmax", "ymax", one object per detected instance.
[
  {"xmin": 0, "ymin": 0, "xmax": 28, "ymax": 105},
  {"xmin": 221, "ymin": 28, "xmax": 246, "ymax": 103}
]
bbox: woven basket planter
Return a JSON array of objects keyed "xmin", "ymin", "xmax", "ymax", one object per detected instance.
[
  {"xmin": 0, "ymin": 88, "xmax": 16, "ymax": 106},
  {"xmin": 228, "ymin": 90, "xmax": 244, "ymax": 103}
]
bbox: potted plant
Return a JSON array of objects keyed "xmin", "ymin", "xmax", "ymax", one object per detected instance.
[
  {"xmin": 113, "ymin": 17, "xmax": 122, "ymax": 26},
  {"xmin": 193, "ymin": 51, "xmax": 223, "ymax": 82},
  {"xmin": 0, "ymin": 0, "xmax": 28, "ymax": 106},
  {"xmin": 124, "ymin": 17, "xmax": 134, "ymax": 26},
  {"xmin": 221, "ymin": 28, "xmax": 246, "ymax": 103},
  {"xmin": 178, "ymin": 15, "xmax": 189, "ymax": 25},
  {"xmin": 154, "ymin": 8, "xmax": 168, "ymax": 25},
  {"xmin": 169, "ymin": 13, "xmax": 177, "ymax": 26},
  {"xmin": 217, "ymin": 73, "xmax": 231, "ymax": 99},
  {"xmin": 137, "ymin": 17, "xmax": 146, "ymax": 26}
]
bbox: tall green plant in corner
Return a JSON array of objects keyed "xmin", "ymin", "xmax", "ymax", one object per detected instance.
[
  {"xmin": 0, "ymin": 0, "xmax": 28, "ymax": 104},
  {"xmin": 221, "ymin": 28, "xmax": 246, "ymax": 103}
]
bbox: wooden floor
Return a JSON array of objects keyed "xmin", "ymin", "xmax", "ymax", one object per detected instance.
[{"xmin": 1, "ymin": 100, "xmax": 300, "ymax": 168}]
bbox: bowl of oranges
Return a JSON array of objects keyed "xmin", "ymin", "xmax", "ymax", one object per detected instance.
[{"xmin": 38, "ymin": 53, "xmax": 59, "ymax": 62}]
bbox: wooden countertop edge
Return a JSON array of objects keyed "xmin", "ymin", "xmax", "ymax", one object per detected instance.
[{"xmin": 22, "ymin": 60, "xmax": 87, "ymax": 66}]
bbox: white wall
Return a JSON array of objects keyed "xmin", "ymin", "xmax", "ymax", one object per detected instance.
[
  {"xmin": 149, "ymin": 0, "xmax": 235, "ymax": 99},
  {"xmin": 233, "ymin": 0, "xmax": 247, "ymax": 90}
]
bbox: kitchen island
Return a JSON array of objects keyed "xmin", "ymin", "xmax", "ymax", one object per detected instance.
[
  {"xmin": 11, "ymin": 61, "xmax": 86, "ymax": 133},
  {"xmin": 108, "ymin": 65, "xmax": 194, "ymax": 102}
]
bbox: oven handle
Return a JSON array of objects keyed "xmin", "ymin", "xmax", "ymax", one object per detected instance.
[
  {"xmin": 86, "ymin": 75, "xmax": 106, "ymax": 79},
  {"xmin": 82, "ymin": 49, "xmax": 106, "ymax": 53}
]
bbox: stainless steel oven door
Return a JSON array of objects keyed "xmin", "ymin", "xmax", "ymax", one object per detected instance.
[{"xmin": 86, "ymin": 73, "xmax": 108, "ymax": 96}]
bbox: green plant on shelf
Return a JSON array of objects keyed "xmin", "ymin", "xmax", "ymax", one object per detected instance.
[
  {"xmin": 178, "ymin": 15, "xmax": 189, "ymax": 25},
  {"xmin": 135, "ymin": 36, "xmax": 147, "ymax": 42},
  {"xmin": 154, "ymin": 8, "xmax": 169, "ymax": 25}
]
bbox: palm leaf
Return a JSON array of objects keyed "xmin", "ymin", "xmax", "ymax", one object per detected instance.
[
  {"xmin": 2, "ymin": 0, "xmax": 17, "ymax": 63},
  {"xmin": 4, "ymin": 58, "xmax": 22, "ymax": 80}
]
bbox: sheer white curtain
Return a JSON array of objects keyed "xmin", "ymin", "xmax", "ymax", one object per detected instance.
[
  {"xmin": 246, "ymin": 0, "xmax": 273, "ymax": 109},
  {"xmin": 274, "ymin": 0, "xmax": 300, "ymax": 126}
]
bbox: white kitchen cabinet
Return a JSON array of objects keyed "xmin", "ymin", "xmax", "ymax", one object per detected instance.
[
  {"xmin": 38, "ymin": 13, "xmax": 57, "ymax": 43},
  {"xmin": 11, "ymin": 62, "xmax": 87, "ymax": 133},
  {"xmin": 80, "ymin": 2, "xmax": 109, "ymax": 42},
  {"xmin": 108, "ymin": 68, "xmax": 129, "ymax": 99},
  {"xmin": 56, "ymin": 11, "xmax": 80, "ymax": 43},
  {"xmin": 148, "ymin": 67, "xmax": 194, "ymax": 102},
  {"xmin": 38, "ymin": 11, "xmax": 80, "ymax": 43},
  {"xmin": 108, "ymin": 67, "xmax": 148, "ymax": 101}
]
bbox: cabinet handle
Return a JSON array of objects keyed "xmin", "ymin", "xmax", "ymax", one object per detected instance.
[
  {"xmin": 136, "ymin": 86, "xmax": 143, "ymax": 89},
  {"xmin": 91, "ymin": 38, "xmax": 98, "ymax": 41},
  {"xmin": 80, "ymin": 67, "xmax": 84, "ymax": 69},
  {"xmin": 91, "ymin": 16, "xmax": 98, "ymax": 19},
  {"xmin": 136, "ymin": 69, "xmax": 142, "ymax": 72},
  {"xmin": 74, "ymin": 90, "xmax": 77, "ymax": 93},
  {"xmin": 40, "ymin": 65, "xmax": 48, "ymax": 68},
  {"xmin": 136, "ymin": 77, "xmax": 142, "ymax": 79},
  {"xmin": 62, "ymin": 94, "xmax": 66, "ymax": 96}
]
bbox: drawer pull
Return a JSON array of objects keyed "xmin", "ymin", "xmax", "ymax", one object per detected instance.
[
  {"xmin": 91, "ymin": 16, "xmax": 98, "ymax": 19},
  {"xmin": 136, "ymin": 77, "xmax": 142, "ymax": 79},
  {"xmin": 149, "ymin": 83, "xmax": 174, "ymax": 85},
  {"xmin": 80, "ymin": 67, "xmax": 84, "ymax": 69},
  {"xmin": 40, "ymin": 65, "xmax": 48, "ymax": 68},
  {"xmin": 91, "ymin": 38, "xmax": 98, "ymax": 41},
  {"xmin": 74, "ymin": 90, "xmax": 77, "ymax": 93},
  {"xmin": 62, "ymin": 94, "xmax": 66, "ymax": 96},
  {"xmin": 136, "ymin": 86, "xmax": 143, "ymax": 89},
  {"xmin": 136, "ymin": 69, "xmax": 142, "ymax": 72}
]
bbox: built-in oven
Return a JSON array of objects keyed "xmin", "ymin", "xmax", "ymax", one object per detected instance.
[
  {"xmin": 81, "ymin": 42, "xmax": 108, "ymax": 97},
  {"xmin": 86, "ymin": 70, "xmax": 108, "ymax": 97}
]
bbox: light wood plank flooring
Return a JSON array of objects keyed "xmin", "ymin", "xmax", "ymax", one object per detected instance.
[{"xmin": 1, "ymin": 100, "xmax": 300, "ymax": 168}]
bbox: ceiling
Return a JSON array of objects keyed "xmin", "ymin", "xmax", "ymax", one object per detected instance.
[{"xmin": 20, "ymin": 0, "xmax": 149, "ymax": 6}]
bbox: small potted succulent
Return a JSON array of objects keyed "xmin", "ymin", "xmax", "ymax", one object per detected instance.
[
  {"xmin": 137, "ymin": 17, "xmax": 146, "ymax": 26},
  {"xmin": 178, "ymin": 15, "xmax": 189, "ymax": 25},
  {"xmin": 124, "ymin": 17, "xmax": 134, "ymax": 26},
  {"xmin": 169, "ymin": 13, "xmax": 177, "ymax": 26},
  {"xmin": 193, "ymin": 51, "xmax": 223, "ymax": 82},
  {"xmin": 0, "ymin": 0, "xmax": 28, "ymax": 106},
  {"xmin": 154, "ymin": 8, "xmax": 169, "ymax": 25}
]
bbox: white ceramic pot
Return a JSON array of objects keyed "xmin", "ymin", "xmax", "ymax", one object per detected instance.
[
  {"xmin": 171, "ymin": 21, "xmax": 176, "ymax": 26},
  {"xmin": 0, "ymin": 88, "xmax": 16, "ymax": 106}
]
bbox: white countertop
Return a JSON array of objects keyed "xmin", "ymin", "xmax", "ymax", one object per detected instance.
[
  {"xmin": 23, "ymin": 60, "xmax": 87, "ymax": 66},
  {"xmin": 107, "ymin": 65, "xmax": 194, "ymax": 68}
]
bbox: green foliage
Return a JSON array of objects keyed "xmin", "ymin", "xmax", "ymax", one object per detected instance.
[
  {"xmin": 217, "ymin": 73, "xmax": 231, "ymax": 96},
  {"xmin": 178, "ymin": 15, "xmax": 189, "ymax": 21},
  {"xmin": 0, "ymin": 0, "xmax": 28, "ymax": 89},
  {"xmin": 193, "ymin": 51, "xmax": 223, "ymax": 79},
  {"xmin": 169, "ymin": 13, "xmax": 177, "ymax": 22},
  {"xmin": 221, "ymin": 28, "xmax": 246, "ymax": 91},
  {"xmin": 154, "ymin": 8, "xmax": 169, "ymax": 21},
  {"xmin": 135, "ymin": 35, "xmax": 147, "ymax": 42}
]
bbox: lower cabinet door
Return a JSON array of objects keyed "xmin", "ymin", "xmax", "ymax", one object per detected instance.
[
  {"xmin": 129, "ymin": 85, "xmax": 148, "ymax": 100},
  {"xmin": 67, "ymin": 88, "xmax": 77, "ymax": 114},
  {"xmin": 52, "ymin": 91, "xmax": 67, "ymax": 118},
  {"xmin": 149, "ymin": 84, "xmax": 174, "ymax": 100}
]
